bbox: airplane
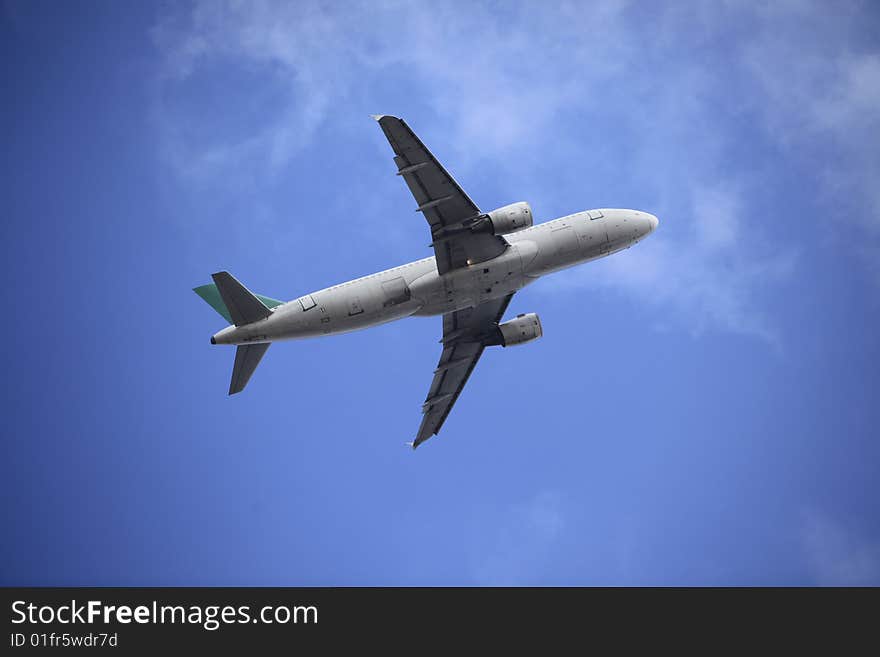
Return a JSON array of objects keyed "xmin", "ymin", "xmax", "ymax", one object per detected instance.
[{"xmin": 194, "ymin": 115, "xmax": 659, "ymax": 449}]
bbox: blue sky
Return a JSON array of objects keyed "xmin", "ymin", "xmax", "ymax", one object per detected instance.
[{"xmin": 2, "ymin": 0, "xmax": 879, "ymax": 585}]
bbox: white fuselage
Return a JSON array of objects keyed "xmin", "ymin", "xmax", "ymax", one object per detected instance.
[{"xmin": 212, "ymin": 208, "xmax": 658, "ymax": 345}]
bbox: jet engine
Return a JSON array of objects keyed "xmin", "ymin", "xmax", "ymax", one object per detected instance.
[
  {"xmin": 471, "ymin": 202, "xmax": 533, "ymax": 235},
  {"xmin": 485, "ymin": 313, "xmax": 543, "ymax": 347}
]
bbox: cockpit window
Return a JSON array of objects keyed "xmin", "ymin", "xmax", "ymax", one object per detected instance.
[{"xmin": 588, "ymin": 210, "xmax": 604, "ymax": 220}]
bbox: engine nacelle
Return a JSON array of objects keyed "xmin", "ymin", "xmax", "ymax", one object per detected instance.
[
  {"xmin": 477, "ymin": 201, "xmax": 533, "ymax": 235},
  {"xmin": 497, "ymin": 313, "xmax": 543, "ymax": 347}
]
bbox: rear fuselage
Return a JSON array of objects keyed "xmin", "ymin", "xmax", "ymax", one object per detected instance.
[{"xmin": 212, "ymin": 208, "xmax": 657, "ymax": 345}]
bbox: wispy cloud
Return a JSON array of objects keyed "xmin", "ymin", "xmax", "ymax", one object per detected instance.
[
  {"xmin": 692, "ymin": 185, "xmax": 742, "ymax": 252},
  {"xmin": 151, "ymin": 0, "xmax": 878, "ymax": 338},
  {"xmin": 149, "ymin": 1, "xmax": 638, "ymax": 179},
  {"xmin": 741, "ymin": 6, "xmax": 880, "ymax": 233},
  {"xmin": 547, "ymin": 183, "xmax": 798, "ymax": 343},
  {"xmin": 801, "ymin": 509, "xmax": 880, "ymax": 586},
  {"xmin": 469, "ymin": 491, "xmax": 565, "ymax": 585}
]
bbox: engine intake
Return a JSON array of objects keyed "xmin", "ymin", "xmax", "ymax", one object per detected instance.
[
  {"xmin": 486, "ymin": 313, "xmax": 543, "ymax": 347},
  {"xmin": 471, "ymin": 202, "xmax": 533, "ymax": 235}
]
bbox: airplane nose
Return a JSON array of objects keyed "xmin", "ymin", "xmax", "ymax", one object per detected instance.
[{"xmin": 647, "ymin": 213, "xmax": 659, "ymax": 233}]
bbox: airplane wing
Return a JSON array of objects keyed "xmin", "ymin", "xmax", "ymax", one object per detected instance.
[
  {"xmin": 413, "ymin": 293, "xmax": 514, "ymax": 449},
  {"xmin": 373, "ymin": 115, "xmax": 508, "ymax": 275}
]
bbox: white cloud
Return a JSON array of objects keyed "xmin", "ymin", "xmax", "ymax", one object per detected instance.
[
  {"xmin": 802, "ymin": 510, "xmax": 880, "ymax": 586},
  {"xmin": 547, "ymin": 184, "xmax": 798, "ymax": 342},
  {"xmin": 741, "ymin": 5, "xmax": 880, "ymax": 229},
  {"xmin": 150, "ymin": 0, "xmax": 640, "ymax": 180},
  {"xmin": 692, "ymin": 186, "xmax": 741, "ymax": 251}
]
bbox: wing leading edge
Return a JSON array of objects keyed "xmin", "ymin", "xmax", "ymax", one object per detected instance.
[
  {"xmin": 372, "ymin": 115, "xmax": 508, "ymax": 274},
  {"xmin": 413, "ymin": 294, "xmax": 514, "ymax": 449}
]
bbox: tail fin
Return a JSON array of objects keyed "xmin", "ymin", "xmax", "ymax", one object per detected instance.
[
  {"xmin": 229, "ymin": 343, "xmax": 271, "ymax": 395},
  {"xmin": 211, "ymin": 271, "xmax": 272, "ymax": 327},
  {"xmin": 193, "ymin": 271, "xmax": 285, "ymax": 395},
  {"xmin": 193, "ymin": 272, "xmax": 285, "ymax": 326}
]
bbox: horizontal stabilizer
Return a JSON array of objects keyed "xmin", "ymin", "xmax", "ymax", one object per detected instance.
[
  {"xmin": 211, "ymin": 271, "xmax": 272, "ymax": 327},
  {"xmin": 229, "ymin": 343, "xmax": 270, "ymax": 395}
]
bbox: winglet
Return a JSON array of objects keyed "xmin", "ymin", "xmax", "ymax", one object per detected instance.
[
  {"xmin": 370, "ymin": 114, "xmax": 386, "ymax": 121},
  {"xmin": 405, "ymin": 441, "xmax": 417, "ymax": 450}
]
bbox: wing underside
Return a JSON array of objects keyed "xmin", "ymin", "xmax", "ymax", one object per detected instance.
[
  {"xmin": 373, "ymin": 115, "xmax": 507, "ymax": 274},
  {"xmin": 414, "ymin": 294, "xmax": 513, "ymax": 448}
]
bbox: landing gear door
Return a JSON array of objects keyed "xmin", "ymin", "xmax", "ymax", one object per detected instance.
[{"xmin": 381, "ymin": 277, "xmax": 411, "ymax": 307}]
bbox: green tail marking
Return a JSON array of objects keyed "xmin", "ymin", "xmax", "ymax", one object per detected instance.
[{"xmin": 194, "ymin": 284, "xmax": 285, "ymax": 324}]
